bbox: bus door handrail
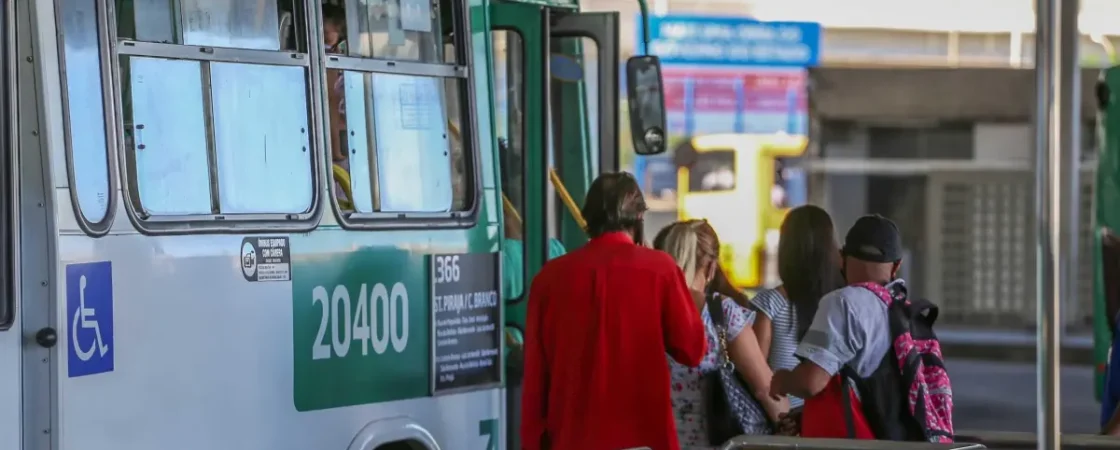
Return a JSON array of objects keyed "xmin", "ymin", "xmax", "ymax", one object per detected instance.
[
  {"xmin": 332, "ymin": 163, "xmax": 354, "ymax": 211},
  {"xmin": 447, "ymin": 120, "xmax": 586, "ymax": 230},
  {"xmin": 548, "ymin": 168, "xmax": 587, "ymax": 230},
  {"xmin": 502, "ymin": 194, "xmax": 523, "ymax": 226}
]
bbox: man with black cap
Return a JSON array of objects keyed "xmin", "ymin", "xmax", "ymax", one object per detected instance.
[{"xmin": 768, "ymin": 214, "xmax": 907, "ymax": 437}]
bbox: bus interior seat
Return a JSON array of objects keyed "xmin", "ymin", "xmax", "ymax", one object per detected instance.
[{"xmin": 278, "ymin": 11, "xmax": 293, "ymax": 51}]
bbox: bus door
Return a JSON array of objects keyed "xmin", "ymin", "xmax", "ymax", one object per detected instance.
[
  {"xmin": 1095, "ymin": 69, "xmax": 1120, "ymax": 399},
  {"xmin": 9, "ymin": 1, "xmax": 54, "ymax": 448},
  {"xmin": 0, "ymin": 2, "xmax": 16, "ymax": 447},
  {"xmin": 489, "ymin": 4, "xmax": 620, "ymax": 448},
  {"xmin": 547, "ymin": 12, "xmax": 619, "ymax": 248}
]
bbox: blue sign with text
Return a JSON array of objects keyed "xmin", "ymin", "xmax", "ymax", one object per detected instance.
[
  {"xmin": 66, "ymin": 261, "xmax": 114, "ymax": 378},
  {"xmin": 642, "ymin": 15, "xmax": 821, "ymax": 68}
]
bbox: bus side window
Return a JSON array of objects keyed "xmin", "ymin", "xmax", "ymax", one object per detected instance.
[
  {"xmin": 491, "ymin": 30, "xmax": 527, "ymax": 300},
  {"xmin": 325, "ymin": 0, "xmax": 474, "ymax": 217},
  {"xmin": 114, "ymin": 0, "xmax": 316, "ymax": 221},
  {"xmin": 59, "ymin": 0, "xmax": 115, "ymax": 232}
]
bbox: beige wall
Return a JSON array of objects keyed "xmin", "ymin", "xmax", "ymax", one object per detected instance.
[{"xmin": 587, "ymin": 0, "xmax": 1120, "ymax": 64}]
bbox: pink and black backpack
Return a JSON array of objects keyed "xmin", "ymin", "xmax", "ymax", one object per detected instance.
[{"xmin": 839, "ymin": 282, "xmax": 955, "ymax": 443}]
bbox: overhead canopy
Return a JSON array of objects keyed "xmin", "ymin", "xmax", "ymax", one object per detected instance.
[{"xmin": 808, "ymin": 67, "xmax": 1103, "ymax": 123}]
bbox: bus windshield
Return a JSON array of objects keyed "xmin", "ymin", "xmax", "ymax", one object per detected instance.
[{"xmin": 689, "ymin": 149, "xmax": 736, "ymax": 192}]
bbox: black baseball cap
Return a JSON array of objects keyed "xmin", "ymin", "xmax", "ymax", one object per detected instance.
[{"xmin": 842, "ymin": 214, "xmax": 904, "ymax": 263}]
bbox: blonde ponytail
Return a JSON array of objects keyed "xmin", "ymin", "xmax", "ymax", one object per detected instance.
[
  {"xmin": 654, "ymin": 220, "xmax": 721, "ymax": 291},
  {"xmin": 658, "ymin": 222, "xmax": 702, "ymax": 285}
]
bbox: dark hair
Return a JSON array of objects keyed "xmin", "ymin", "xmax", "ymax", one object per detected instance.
[
  {"xmin": 322, "ymin": 4, "xmax": 346, "ymax": 28},
  {"xmin": 778, "ymin": 205, "xmax": 845, "ymax": 339},
  {"xmin": 581, "ymin": 172, "xmax": 648, "ymax": 238},
  {"xmin": 652, "ymin": 222, "xmax": 673, "ymax": 250}
]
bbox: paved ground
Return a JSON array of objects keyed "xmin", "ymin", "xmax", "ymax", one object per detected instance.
[{"xmin": 950, "ymin": 360, "xmax": 1099, "ymax": 434}]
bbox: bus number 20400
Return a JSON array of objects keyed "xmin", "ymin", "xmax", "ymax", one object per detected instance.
[{"xmin": 310, "ymin": 283, "xmax": 410, "ymax": 360}]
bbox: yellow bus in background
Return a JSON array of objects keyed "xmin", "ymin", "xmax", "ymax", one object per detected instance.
[{"xmin": 675, "ymin": 133, "xmax": 809, "ymax": 290}]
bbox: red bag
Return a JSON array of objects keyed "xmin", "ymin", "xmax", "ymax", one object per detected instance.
[{"xmin": 800, "ymin": 375, "xmax": 876, "ymax": 439}]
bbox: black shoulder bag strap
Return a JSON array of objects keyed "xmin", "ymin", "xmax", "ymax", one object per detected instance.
[
  {"xmin": 706, "ymin": 284, "xmax": 725, "ymax": 330},
  {"xmin": 703, "ymin": 285, "xmax": 743, "ymax": 444}
]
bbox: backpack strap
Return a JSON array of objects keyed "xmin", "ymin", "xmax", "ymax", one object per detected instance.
[
  {"xmin": 853, "ymin": 282, "xmax": 943, "ymax": 336},
  {"xmin": 851, "ymin": 281, "xmax": 895, "ymax": 307},
  {"xmin": 839, "ymin": 367, "xmax": 859, "ymax": 439},
  {"xmin": 906, "ymin": 297, "xmax": 938, "ymax": 322}
]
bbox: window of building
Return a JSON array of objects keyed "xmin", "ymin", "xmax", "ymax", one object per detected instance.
[
  {"xmin": 59, "ymin": 0, "xmax": 115, "ymax": 232},
  {"xmin": 688, "ymin": 149, "xmax": 736, "ymax": 193},
  {"xmin": 867, "ymin": 124, "xmax": 974, "ymax": 160},
  {"xmin": 114, "ymin": 0, "xmax": 317, "ymax": 225},
  {"xmin": 324, "ymin": 0, "xmax": 475, "ymax": 220},
  {"xmin": 772, "ymin": 156, "xmax": 806, "ymax": 209}
]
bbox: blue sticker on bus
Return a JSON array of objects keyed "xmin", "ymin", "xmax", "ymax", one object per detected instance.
[
  {"xmin": 66, "ymin": 261, "xmax": 114, "ymax": 378},
  {"xmin": 550, "ymin": 54, "xmax": 584, "ymax": 82}
]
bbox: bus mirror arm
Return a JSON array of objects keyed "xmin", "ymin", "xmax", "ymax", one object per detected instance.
[{"xmin": 635, "ymin": 0, "xmax": 650, "ymax": 53}]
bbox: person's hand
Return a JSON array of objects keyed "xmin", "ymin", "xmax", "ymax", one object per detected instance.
[
  {"xmin": 766, "ymin": 395, "xmax": 791, "ymax": 424},
  {"xmin": 770, "ymin": 369, "xmax": 792, "ymax": 399},
  {"xmin": 775, "ymin": 409, "xmax": 801, "ymax": 436}
]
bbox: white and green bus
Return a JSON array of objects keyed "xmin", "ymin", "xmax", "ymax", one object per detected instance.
[{"xmin": 0, "ymin": 0, "xmax": 668, "ymax": 449}]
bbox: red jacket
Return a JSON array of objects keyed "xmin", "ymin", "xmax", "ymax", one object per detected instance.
[{"xmin": 521, "ymin": 232, "xmax": 707, "ymax": 450}]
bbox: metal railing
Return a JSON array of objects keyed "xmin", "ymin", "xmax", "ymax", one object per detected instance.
[
  {"xmin": 718, "ymin": 433, "xmax": 1120, "ymax": 450},
  {"xmin": 718, "ymin": 436, "xmax": 985, "ymax": 450},
  {"xmin": 954, "ymin": 431, "xmax": 1120, "ymax": 450}
]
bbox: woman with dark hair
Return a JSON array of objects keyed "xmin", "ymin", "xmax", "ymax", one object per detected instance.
[{"xmin": 750, "ymin": 205, "xmax": 845, "ymax": 414}]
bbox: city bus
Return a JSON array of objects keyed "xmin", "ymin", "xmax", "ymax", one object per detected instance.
[
  {"xmin": 674, "ymin": 133, "xmax": 808, "ymax": 291},
  {"xmin": 0, "ymin": 0, "xmax": 665, "ymax": 449}
]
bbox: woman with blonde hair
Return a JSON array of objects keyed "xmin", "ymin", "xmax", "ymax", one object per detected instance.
[{"xmin": 655, "ymin": 220, "xmax": 789, "ymax": 448}]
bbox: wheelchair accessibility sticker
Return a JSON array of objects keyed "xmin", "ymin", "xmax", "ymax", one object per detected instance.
[{"xmin": 66, "ymin": 261, "xmax": 114, "ymax": 378}]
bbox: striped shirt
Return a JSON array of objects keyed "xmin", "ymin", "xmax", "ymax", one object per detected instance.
[{"xmin": 750, "ymin": 288, "xmax": 805, "ymax": 409}]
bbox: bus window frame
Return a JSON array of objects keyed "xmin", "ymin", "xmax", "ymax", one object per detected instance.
[
  {"xmin": 492, "ymin": 28, "xmax": 528, "ymax": 304},
  {"xmin": 0, "ymin": 0, "xmax": 10, "ymax": 330},
  {"xmin": 325, "ymin": 0, "xmax": 482, "ymax": 230},
  {"xmin": 103, "ymin": 0, "xmax": 326, "ymax": 235},
  {"xmin": 55, "ymin": 0, "xmax": 119, "ymax": 237}
]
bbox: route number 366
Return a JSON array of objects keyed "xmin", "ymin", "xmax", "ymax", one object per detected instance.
[{"xmin": 434, "ymin": 255, "xmax": 460, "ymax": 284}]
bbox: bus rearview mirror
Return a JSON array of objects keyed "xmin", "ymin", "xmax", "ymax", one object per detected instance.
[{"xmin": 625, "ymin": 55, "xmax": 668, "ymax": 156}]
